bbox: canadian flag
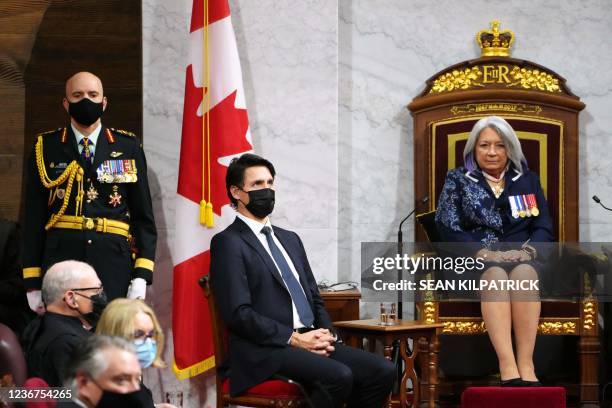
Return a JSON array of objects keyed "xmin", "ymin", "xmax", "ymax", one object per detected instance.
[{"xmin": 172, "ymin": 0, "xmax": 251, "ymax": 379}]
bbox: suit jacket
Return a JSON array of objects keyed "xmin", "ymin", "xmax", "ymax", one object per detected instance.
[
  {"xmin": 210, "ymin": 217, "xmax": 333, "ymax": 396},
  {"xmin": 22, "ymin": 312, "xmax": 92, "ymax": 386},
  {"xmin": 435, "ymin": 166, "xmax": 554, "ymax": 246}
]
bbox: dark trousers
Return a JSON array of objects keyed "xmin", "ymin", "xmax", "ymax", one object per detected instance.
[{"xmin": 277, "ymin": 344, "xmax": 395, "ymax": 408}]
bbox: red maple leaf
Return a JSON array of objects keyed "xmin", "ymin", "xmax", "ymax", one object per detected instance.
[
  {"xmin": 190, "ymin": 0, "xmax": 230, "ymax": 32},
  {"xmin": 177, "ymin": 64, "xmax": 251, "ymax": 215}
]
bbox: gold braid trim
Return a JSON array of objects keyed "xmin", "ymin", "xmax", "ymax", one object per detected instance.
[
  {"xmin": 35, "ymin": 135, "xmax": 84, "ymax": 230},
  {"xmin": 75, "ymin": 170, "xmax": 84, "ymax": 216}
]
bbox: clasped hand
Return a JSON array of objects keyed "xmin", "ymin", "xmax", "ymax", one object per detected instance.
[
  {"xmin": 290, "ymin": 328, "xmax": 336, "ymax": 356},
  {"xmin": 478, "ymin": 249, "xmax": 532, "ymax": 263}
]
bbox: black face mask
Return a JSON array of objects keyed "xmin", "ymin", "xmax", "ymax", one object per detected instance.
[
  {"xmin": 68, "ymin": 98, "xmax": 104, "ymax": 126},
  {"xmin": 96, "ymin": 388, "xmax": 149, "ymax": 408},
  {"xmin": 73, "ymin": 291, "xmax": 108, "ymax": 327},
  {"xmin": 241, "ymin": 188, "xmax": 275, "ymax": 218}
]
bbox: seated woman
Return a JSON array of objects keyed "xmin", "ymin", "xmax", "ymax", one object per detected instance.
[
  {"xmin": 435, "ymin": 115, "xmax": 553, "ymax": 386},
  {"xmin": 96, "ymin": 298, "xmax": 175, "ymax": 408}
]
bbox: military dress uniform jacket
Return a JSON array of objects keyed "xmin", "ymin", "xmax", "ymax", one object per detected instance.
[
  {"xmin": 435, "ymin": 166, "xmax": 554, "ymax": 246},
  {"xmin": 22, "ymin": 126, "xmax": 157, "ymax": 300}
]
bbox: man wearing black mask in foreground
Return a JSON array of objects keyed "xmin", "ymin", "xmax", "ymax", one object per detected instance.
[
  {"xmin": 210, "ymin": 154, "xmax": 395, "ymax": 407},
  {"xmin": 22, "ymin": 72, "xmax": 157, "ymax": 312},
  {"xmin": 62, "ymin": 335, "xmax": 146, "ymax": 408},
  {"xmin": 22, "ymin": 260, "xmax": 106, "ymax": 387}
]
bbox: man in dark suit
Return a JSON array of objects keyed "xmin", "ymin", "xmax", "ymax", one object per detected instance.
[
  {"xmin": 22, "ymin": 71, "xmax": 157, "ymax": 311},
  {"xmin": 22, "ymin": 260, "xmax": 104, "ymax": 387},
  {"xmin": 62, "ymin": 335, "xmax": 144, "ymax": 407},
  {"xmin": 210, "ymin": 154, "xmax": 395, "ymax": 407}
]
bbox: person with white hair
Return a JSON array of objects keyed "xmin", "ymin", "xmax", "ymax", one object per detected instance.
[
  {"xmin": 435, "ymin": 116, "xmax": 554, "ymax": 386},
  {"xmin": 22, "ymin": 260, "xmax": 107, "ymax": 387},
  {"xmin": 62, "ymin": 335, "xmax": 142, "ymax": 407},
  {"xmin": 62, "ymin": 335, "xmax": 177, "ymax": 408}
]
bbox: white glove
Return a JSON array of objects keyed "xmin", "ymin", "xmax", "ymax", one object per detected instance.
[
  {"xmin": 127, "ymin": 278, "xmax": 147, "ymax": 299},
  {"xmin": 27, "ymin": 290, "xmax": 45, "ymax": 315}
]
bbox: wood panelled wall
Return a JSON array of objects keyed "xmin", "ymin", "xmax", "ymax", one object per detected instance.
[
  {"xmin": 0, "ymin": 1, "xmax": 49, "ymax": 221},
  {"xmin": 0, "ymin": 0, "xmax": 141, "ymax": 222}
]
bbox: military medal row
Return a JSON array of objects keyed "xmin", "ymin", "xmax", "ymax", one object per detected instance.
[
  {"xmin": 509, "ymin": 193, "xmax": 540, "ymax": 218},
  {"xmin": 96, "ymin": 159, "xmax": 138, "ymax": 183}
]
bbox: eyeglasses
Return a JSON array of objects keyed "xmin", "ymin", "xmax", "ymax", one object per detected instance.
[
  {"xmin": 71, "ymin": 286, "xmax": 104, "ymax": 293},
  {"xmin": 133, "ymin": 329, "xmax": 156, "ymax": 345}
]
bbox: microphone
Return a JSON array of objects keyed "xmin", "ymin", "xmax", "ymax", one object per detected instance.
[
  {"xmin": 396, "ymin": 196, "xmax": 429, "ymax": 319},
  {"xmin": 398, "ymin": 196, "xmax": 430, "ymax": 245},
  {"xmin": 593, "ymin": 195, "xmax": 612, "ymax": 211}
]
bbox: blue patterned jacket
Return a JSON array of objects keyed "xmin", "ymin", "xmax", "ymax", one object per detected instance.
[{"xmin": 435, "ymin": 166, "xmax": 554, "ymax": 246}]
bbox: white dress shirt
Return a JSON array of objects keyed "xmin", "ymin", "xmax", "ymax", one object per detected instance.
[
  {"xmin": 72, "ymin": 122, "xmax": 102, "ymax": 158},
  {"xmin": 71, "ymin": 397, "xmax": 89, "ymax": 408},
  {"xmin": 236, "ymin": 213, "xmax": 310, "ymax": 329}
]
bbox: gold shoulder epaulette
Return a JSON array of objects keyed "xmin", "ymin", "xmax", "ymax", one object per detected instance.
[
  {"xmin": 38, "ymin": 127, "xmax": 63, "ymax": 137},
  {"xmin": 110, "ymin": 128, "xmax": 136, "ymax": 137}
]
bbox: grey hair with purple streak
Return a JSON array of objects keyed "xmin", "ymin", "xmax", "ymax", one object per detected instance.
[{"xmin": 463, "ymin": 116, "xmax": 528, "ymax": 173}]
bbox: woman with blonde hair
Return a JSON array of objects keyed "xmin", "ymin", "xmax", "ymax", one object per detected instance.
[
  {"xmin": 96, "ymin": 298, "xmax": 174, "ymax": 408},
  {"xmin": 96, "ymin": 298, "xmax": 166, "ymax": 368}
]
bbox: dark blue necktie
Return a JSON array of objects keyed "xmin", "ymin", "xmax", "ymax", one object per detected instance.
[{"xmin": 261, "ymin": 226, "xmax": 314, "ymax": 327}]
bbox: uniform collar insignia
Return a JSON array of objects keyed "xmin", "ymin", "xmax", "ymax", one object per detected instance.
[{"xmin": 105, "ymin": 128, "xmax": 116, "ymax": 144}]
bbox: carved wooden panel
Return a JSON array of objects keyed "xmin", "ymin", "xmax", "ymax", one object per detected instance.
[{"xmin": 0, "ymin": 1, "xmax": 50, "ymax": 220}]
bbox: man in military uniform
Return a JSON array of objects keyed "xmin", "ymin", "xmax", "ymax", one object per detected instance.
[{"xmin": 23, "ymin": 71, "xmax": 157, "ymax": 312}]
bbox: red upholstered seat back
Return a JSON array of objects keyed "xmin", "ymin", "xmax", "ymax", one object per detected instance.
[
  {"xmin": 24, "ymin": 377, "xmax": 56, "ymax": 408},
  {"xmin": 0, "ymin": 323, "xmax": 27, "ymax": 387}
]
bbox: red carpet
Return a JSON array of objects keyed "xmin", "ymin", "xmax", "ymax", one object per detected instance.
[{"xmin": 462, "ymin": 387, "xmax": 566, "ymax": 408}]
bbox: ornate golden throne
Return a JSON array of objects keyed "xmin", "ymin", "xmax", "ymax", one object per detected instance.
[{"xmin": 408, "ymin": 21, "xmax": 598, "ymax": 406}]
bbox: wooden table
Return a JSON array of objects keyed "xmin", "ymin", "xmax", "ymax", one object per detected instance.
[
  {"xmin": 320, "ymin": 289, "xmax": 361, "ymax": 322},
  {"xmin": 334, "ymin": 319, "xmax": 443, "ymax": 408}
]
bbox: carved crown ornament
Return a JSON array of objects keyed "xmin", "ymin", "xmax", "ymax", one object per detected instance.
[
  {"xmin": 425, "ymin": 20, "xmax": 565, "ymax": 95},
  {"xmin": 477, "ymin": 20, "xmax": 514, "ymax": 57}
]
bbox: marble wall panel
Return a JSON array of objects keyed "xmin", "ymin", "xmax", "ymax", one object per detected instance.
[{"xmin": 142, "ymin": 0, "xmax": 612, "ymax": 405}]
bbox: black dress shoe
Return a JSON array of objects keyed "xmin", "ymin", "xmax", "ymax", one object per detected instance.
[
  {"xmin": 500, "ymin": 378, "xmax": 523, "ymax": 387},
  {"xmin": 520, "ymin": 380, "xmax": 542, "ymax": 387}
]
